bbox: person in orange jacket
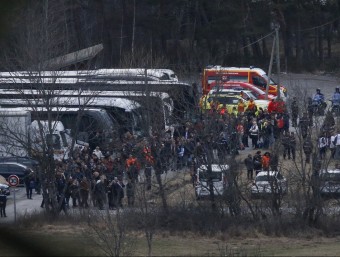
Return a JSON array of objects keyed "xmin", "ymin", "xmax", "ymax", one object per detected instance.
[
  {"xmin": 237, "ymin": 99, "xmax": 245, "ymax": 114},
  {"xmin": 143, "ymin": 144, "xmax": 154, "ymax": 190},
  {"xmin": 261, "ymin": 152, "xmax": 271, "ymax": 171},
  {"xmin": 219, "ymin": 103, "xmax": 228, "ymax": 117},
  {"xmin": 125, "ymin": 154, "xmax": 141, "ymax": 183},
  {"xmin": 246, "ymin": 98, "xmax": 257, "ymax": 117}
]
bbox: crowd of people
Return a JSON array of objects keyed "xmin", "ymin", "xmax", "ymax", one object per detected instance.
[{"xmin": 19, "ymin": 86, "xmax": 340, "ymax": 212}]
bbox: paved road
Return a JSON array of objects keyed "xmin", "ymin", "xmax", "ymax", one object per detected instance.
[
  {"xmin": 0, "ymin": 169, "xmax": 182, "ymax": 225},
  {"xmin": 0, "ymin": 187, "xmax": 43, "ymax": 225}
]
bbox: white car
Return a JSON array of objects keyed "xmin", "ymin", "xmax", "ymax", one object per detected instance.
[
  {"xmin": 319, "ymin": 169, "xmax": 340, "ymax": 199},
  {"xmin": 195, "ymin": 164, "xmax": 229, "ymax": 200},
  {"xmin": 251, "ymin": 171, "xmax": 288, "ymax": 198}
]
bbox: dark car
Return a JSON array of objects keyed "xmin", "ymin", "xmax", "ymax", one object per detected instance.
[
  {"xmin": 0, "ymin": 182, "xmax": 10, "ymax": 195},
  {"xmin": 0, "ymin": 162, "xmax": 34, "ymax": 186},
  {"xmin": 0, "ymin": 156, "xmax": 39, "ymax": 169}
]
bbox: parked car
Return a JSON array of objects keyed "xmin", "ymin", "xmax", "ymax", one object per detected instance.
[
  {"xmin": 0, "ymin": 182, "xmax": 10, "ymax": 195},
  {"xmin": 200, "ymin": 90, "xmax": 270, "ymax": 113},
  {"xmin": 0, "ymin": 162, "xmax": 34, "ymax": 186},
  {"xmin": 251, "ymin": 171, "xmax": 288, "ymax": 198},
  {"xmin": 195, "ymin": 164, "xmax": 229, "ymax": 200},
  {"xmin": 319, "ymin": 169, "xmax": 340, "ymax": 199},
  {"xmin": 0, "ymin": 156, "xmax": 39, "ymax": 169}
]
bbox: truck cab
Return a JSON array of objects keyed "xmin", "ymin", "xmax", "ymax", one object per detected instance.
[
  {"xmin": 29, "ymin": 120, "xmax": 88, "ymax": 161},
  {"xmin": 202, "ymin": 66, "xmax": 287, "ymax": 97}
]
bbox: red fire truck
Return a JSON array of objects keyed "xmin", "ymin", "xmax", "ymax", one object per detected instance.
[{"xmin": 201, "ymin": 65, "xmax": 287, "ymax": 96}]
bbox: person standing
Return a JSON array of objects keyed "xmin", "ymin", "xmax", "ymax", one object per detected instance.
[
  {"xmin": 330, "ymin": 134, "xmax": 336, "ymax": 159},
  {"xmin": 143, "ymin": 144, "xmax": 154, "ymax": 190},
  {"xmin": 93, "ymin": 177, "xmax": 106, "ymax": 210},
  {"xmin": 79, "ymin": 176, "xmax": 90, "ymax": 208},
  {"xmin": 244, "ymin": 154, "xmax": 254, "ymax": 180},
  {"xmin": 108, "ymin": 178, "xmax": 118, "ymax": 209},
  {"xmin": 237, "ymin": 99, "xmax": 245, "ymax": 115},
  {"xmin": 69, "ymin": 178, "xmax": 80, "ymax": 208},
  {"xmin": 115, "ymin": 178, "xmax": 125, "ymax": 208},
  {"xmin": 333, "ymin": 132, "xmax": 340, "ymax": 160},
  {"xmin": 126, "ymin": 178, "xmax": 135, "ymax": 207},
  {"xmin": 24, "ymin": 172, "xmax": 35, "ymax": 199},
  {"xmin": 125, "ymin": 154, "xmax": 141, "ymax": 183},
  {"xmin": 291, "ymin": 97, "xmax": 299, "ymax": 127},
  {"xmin": 92, "ymin": 146, "xmax": 105, "ymax": 160},
  {"xmin": 269, "ymin": 153, "xmax": 279, "ymax": 171},
  {"xmin": 299, "ymin": 112, "xmax": 310, "ymax": 139},
  {"xmin": 282, "ymin": 131, "xmax": 291, "ymax": 160},
  {"xmin": 318, "ymin": 134, "xmax": 328, "ymax": 160},
  {"xmin": 176, "ymin": 139, "xmax": 185, "ymax": 170},
  {"xmin": 253, "ymin": 151, "xmax": 262, "ymax": 175},
  {"xmin": 289, "ymin": 132, "xmax": 297, "ymax": 161},
  {"xmin": 303, "ymin": 135, "xmax": 313, "ymax": 164},
  {"xmin": 0, "ymin": 189, "xmax": 7, "ymax": 217},
  {"xmin": 236, "ymin": 121, "xmax": 245, "ymax": 150},
  {"xmin": 261, "ymin": 152, "xmax": 271, "ymax": 171},
  {"xmin": 249, "ymin": 120, "xmax": 259, "ymax": 149}
]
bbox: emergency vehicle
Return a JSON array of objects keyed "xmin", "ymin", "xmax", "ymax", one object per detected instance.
[
  {"xmin": 208, "ymin": 81, "xmax": 277, "ymax": 101},
  {"xmin": 201, "ymin": 65, "xmax": 287, "ymax": 96}
]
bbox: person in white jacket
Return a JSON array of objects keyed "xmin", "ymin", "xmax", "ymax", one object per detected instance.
[
  {"xmin": 249, "ymin": 120, "xmax": 259, "ymax": 149},
  {"xmin": 318, "ymin": 134, "xmax": 328, "ymax": 160},
  {"xmin": 92, "ymin": 146, "xmax": 105, "ymax": 159}
]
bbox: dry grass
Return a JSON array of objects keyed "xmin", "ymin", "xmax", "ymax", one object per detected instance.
[{"xmin": 2, "ymin": 224, "xmax": 340, "ymax": 256}]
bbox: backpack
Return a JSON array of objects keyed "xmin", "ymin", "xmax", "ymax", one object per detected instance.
[
  {"xmin": 277, "ymin": 118, "xmax": 284, "ymax": 129},
  {"xmin": 29, "ymin": 180, "xmax": 36, "ymax": 189},
  {"xmin": 333, "ymin": 135, "xmax": 338, "ymax": 146}
]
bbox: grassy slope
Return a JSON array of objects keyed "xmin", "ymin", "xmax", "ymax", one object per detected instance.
[{"xmin": 2, "ymin": 226, "xmax": 340, "ymax": 256}]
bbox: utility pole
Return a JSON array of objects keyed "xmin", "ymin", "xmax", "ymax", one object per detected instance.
[
  {"xmin": 266, "ymin": 35, "xmax": 276, "ymax": 100},
  {"xmin": 275, "ymin": 25, "xmax": 281, "ymax": 100}
]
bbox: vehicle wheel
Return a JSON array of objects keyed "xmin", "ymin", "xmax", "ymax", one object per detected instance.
[{"xmin": 320, "ymin": 109, "xmax": 325, "ymax": 116}]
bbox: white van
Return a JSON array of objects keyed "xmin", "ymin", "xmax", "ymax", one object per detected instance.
[
  {"xmin": 195, "ymin": 164, "xmax": 229, "ymax": 200},
  {"xmin": 29, "ymin": 120, "xmax": 87, "ymax": 161}
]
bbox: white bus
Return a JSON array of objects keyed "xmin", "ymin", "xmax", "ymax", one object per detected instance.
[
  {"xmin": 0, "ymin": 68, "xmax": 179, "ymax": 82},
  {"xmin": 0, "ymin": 89, "xmax": 174, "ymax": 135},
  {"xmin": 0, "ymin": 106, "xmax": 115, "ymax": 152}
]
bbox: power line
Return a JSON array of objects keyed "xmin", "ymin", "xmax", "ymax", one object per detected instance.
[
  {"xmin": 298, "ymin": 16, "xmax": 340, "ymax": 32},
  {"xmin": 239, "ymin": 31, "xmax": 275, "ymax": 50}
]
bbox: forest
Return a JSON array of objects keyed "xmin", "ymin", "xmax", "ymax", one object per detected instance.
[{"xmin": 0, "ymin": 0, "xmax": 340, "ymax": 73}]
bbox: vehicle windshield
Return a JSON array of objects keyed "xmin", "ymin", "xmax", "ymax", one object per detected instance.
[
  {"xmin": 262, "ymin": 74, "xmax": 276, "ymax": 85},
  {"xmin": 255, "ymin": 175, "xmax": 276, "ymax": 182},
  {"xmin": 199, "ymin": 171, "xmax": 222, "ymax": 182},
  {"xmin": 320, "ymin": 172, "xmax": 340, "ymax": 182},
  {"xmin": 207, "ymin": 96, "xmax": 239, "ymax": 105},
  {"xmin": 242, "ymin": 91, "xmax": 257, "ymax": 100},
  {"xmin": 46, "ymin": 134, "xmax": 62, "ymax": 149},
  {"xmin": 207, "ymin": 75, "xmax": 248, "ymax": 84}
]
